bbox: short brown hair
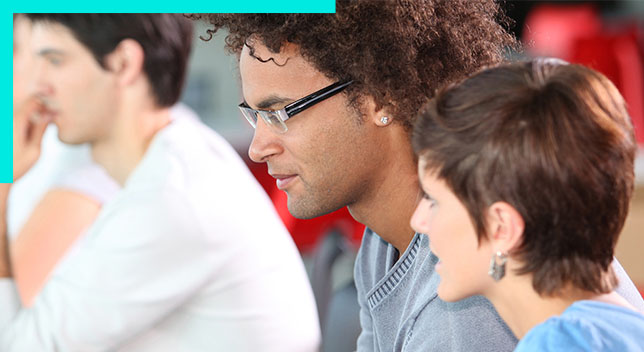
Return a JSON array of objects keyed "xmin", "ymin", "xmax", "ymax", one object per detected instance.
[
  {"xmin": 191, "ymin": 0, "xmax": 518, "ymax": 130},
  {"xmin": 412, "ymin": 59, "xmax": 636, "ymax": 295}
]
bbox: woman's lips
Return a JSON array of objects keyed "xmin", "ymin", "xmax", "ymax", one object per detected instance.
[{"xmin": 430, "ymin": 246, "xmax": 442, "ymax": 271}]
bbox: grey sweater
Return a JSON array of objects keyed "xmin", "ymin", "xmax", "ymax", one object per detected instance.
[{"xmin": 354, "ymin": 229, "xmax": 644, "ymax": 352}]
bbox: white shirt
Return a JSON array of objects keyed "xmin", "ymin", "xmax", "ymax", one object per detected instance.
[{"xmin": 0, "ymin": 109, "xmax": 321, "ymax": 351}]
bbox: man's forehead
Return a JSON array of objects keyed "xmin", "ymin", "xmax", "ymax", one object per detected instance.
[
  {"xmin": 30, "ymin": 21, "xmax": 80, "ymax": 52},
  {"xmin": 242, "ymin": 38, "xmax": 301, "ymax": 64},
  {"xmin": 239, "ymin": 40, "xmax": 315, "ymax": 81},
  {"xmin": 13, "ymin": 17, "xmax": 32, "ymax": 52},
  {"xmin": 239, "ymin": 39, "xmax": 330, "ymax": 103}
]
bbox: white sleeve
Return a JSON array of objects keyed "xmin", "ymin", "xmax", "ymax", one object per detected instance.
[
  {"xmin": 0, "ymin": 279, "xmax": 21, "ymax": 329},
  {"xmin": 0, "ymin": 189, "xmax": 215, "ymax": 351}
]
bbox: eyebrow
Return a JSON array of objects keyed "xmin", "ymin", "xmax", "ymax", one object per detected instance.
[
  {"xmin": 37, "ymin": 48, "xmax": 65, "ymax": 57},
  {"xmin": 253, "ymin": 95, "xmax": 294, "ymax": 110}
]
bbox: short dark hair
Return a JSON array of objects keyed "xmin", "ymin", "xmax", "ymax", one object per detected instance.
[
  {"xmin": 191, "ymin": 0, "xmax": 518, "ymax": 130},
  {"xmin": 25, "ymin": 14, "xmax": 193, "ymax": 107},
  {"xmin": 412, "ymin": 59, "xmax": 636, "ymax": 296}
]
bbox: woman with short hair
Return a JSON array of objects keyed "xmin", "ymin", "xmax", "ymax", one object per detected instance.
[{"xmin": 411, "ymin": 58, "xmax": 644, "ymax": 351}]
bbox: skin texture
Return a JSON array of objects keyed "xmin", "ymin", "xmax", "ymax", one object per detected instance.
[
  {"xmin": 30, "ymin": 22, "xmax": 118, "ymax": 146},
  {"xmin": 240, "ymin": 41, "xmax": 419, "ymax": 252},
  {"xmin": 0, "ymin": 186, "xmax": 10, "ymax": 278}
]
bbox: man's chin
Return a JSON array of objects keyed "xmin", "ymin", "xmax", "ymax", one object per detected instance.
[
  {"xmin": 57, "ymin": 132, "xmax": 85, "ymax": 145},
  {"xmin": 286, "ymin": 195, "xmax": 342, "ymax": 220}
]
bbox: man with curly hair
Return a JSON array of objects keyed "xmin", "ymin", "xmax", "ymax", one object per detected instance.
[{"xmin": 193, "ymin": 1, "xmax": 643, "ymax": 350}]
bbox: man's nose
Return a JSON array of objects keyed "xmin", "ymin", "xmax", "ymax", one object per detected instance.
[
  {"xmin": 31, "ymin": 63, "xmax": 54, "ymax": 99},
  {"xmin": 248, "ymin": 117, "xmax": 283, "ymax": 163}
]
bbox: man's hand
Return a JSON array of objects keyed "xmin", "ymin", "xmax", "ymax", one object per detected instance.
[
  {"xmin": 0, "ymin": 183, "xmax": 11, "ymax": 277},
  {"xmin": 2, "ymin": 96, "xmax": 49, "ymax": 277},
  {"xmin": 13, "ymin": 96, "xmax": 51, "ymax": 181}
]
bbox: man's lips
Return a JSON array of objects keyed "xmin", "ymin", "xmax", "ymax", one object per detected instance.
[
  {"xmin": 29, "ymin": 99, "xmax": 58, "ymax": 123},
  {"xmin": 270, "ymin": 174, "xmax": 298, "ymax": 190}
]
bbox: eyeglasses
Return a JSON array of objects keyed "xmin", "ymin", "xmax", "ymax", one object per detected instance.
[{"xmin": 238, "ymin": 80, "xmax": 353, "ymax": 133}]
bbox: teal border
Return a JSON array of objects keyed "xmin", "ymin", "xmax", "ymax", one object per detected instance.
[
  {"xmin": 10, "ymin": 1, "xmax": 335, "ymax": 13},
  {"xmin": 3, "ymin": 12, "xmax": 11, "ymax": 183},
  {"xmin": 3, "ymin": 1, "xmax": 335, "ymax": 183}
]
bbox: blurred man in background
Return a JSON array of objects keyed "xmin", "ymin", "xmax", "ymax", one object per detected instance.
[
  {"xmin": 3, "ymin": 14, "xmax": 320, "ymax": 351},
  {"xmin": 10, "ymin": 14, "xmax": 120, "ymax": 307}
]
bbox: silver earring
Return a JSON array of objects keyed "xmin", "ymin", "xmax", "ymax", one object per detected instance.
[
  {"xmin": 488, "ymin": 251, "xmax": 508, "ymax": 281},
  {"xmin": 380, "ymin": 116, "xmax": 390, "ymax": 125}
]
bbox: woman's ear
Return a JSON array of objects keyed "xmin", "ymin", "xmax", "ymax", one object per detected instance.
[
  {"xmin": 103, "ymin": 38, "xmax": 144, "ymax": 86},
  {"xmin": 486, "ymin": 201, "xmax": 525, "ymax": 253}
]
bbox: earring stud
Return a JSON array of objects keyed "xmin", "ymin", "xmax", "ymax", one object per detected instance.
[{"xmin": 380, "ymin": 116, "xmax": 390, "ymax": 125}]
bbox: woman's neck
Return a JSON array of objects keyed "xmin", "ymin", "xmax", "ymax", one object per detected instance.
[{"xmin": 485, "ymin": 274, "xmax": 630, "ymax": 339}]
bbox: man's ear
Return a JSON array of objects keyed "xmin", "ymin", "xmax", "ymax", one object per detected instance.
[
  {"xmin": 486, "ymin": 201, "xmax": 525, "ymax": 254},
  {"xmin": 104, "ymin": 39, "xmax": 144, "ymax": 86},
  {"xmin": 359, "ymin": 95, "xmax": 395, "ymax": 127}
]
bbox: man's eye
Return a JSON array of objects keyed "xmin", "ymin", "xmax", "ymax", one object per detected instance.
[{"xmin": 48, "ymin": 57, "xmax": 62, "ymax": 65}]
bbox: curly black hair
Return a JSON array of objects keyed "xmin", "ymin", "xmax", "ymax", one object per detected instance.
[{"xmin": 191, "ymin": 0, "xmax": 518, "ymax": 130}]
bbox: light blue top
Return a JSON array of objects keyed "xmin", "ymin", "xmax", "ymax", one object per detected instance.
[{"xmin": 516, "ymin": 300, "xmax": 644, "ymax": 352}]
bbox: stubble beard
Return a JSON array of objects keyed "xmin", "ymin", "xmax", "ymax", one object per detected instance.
[{"xmin": 285, "ymin": 184, "xmax": 351, "ymax": 220}]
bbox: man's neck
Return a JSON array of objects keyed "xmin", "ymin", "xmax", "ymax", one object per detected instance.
[
  {"xmin": 348, "ymin": 129, "xmax": 420, "ymax": 253},
  {"xmin": 91, "ymin": 106, "xmax": 171, "ymax": 186}
]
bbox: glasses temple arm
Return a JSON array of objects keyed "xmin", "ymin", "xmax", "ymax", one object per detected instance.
[{"xmin": 284, "ymin": 80, "xmax": 353, "ymax": 117}]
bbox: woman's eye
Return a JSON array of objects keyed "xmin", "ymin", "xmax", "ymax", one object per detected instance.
[{"xmin": 422, "ymin": 192, "xmax": 436, "ymax": 208}]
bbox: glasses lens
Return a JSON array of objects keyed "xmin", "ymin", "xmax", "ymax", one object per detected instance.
[
  {"xmin": 259, "ymin": 110, "xmax": 288, "ymax": 133},
  {"xmin": 239, "ymin": 106, "xmax": 258, "ymax": 128}
]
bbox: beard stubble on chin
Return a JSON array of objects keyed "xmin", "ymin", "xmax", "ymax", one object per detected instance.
[
  {"xmin": 286, "ymin": 189, "xmax": 346, "ymax": 219},
  {"xmin": 285, "ymin": 176, "xmax": 366, "ymax": 220}
]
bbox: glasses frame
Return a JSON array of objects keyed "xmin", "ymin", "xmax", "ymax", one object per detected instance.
[{"xmin": 238, "ymin": 80, "xmax": 353, "ymax": 133}]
